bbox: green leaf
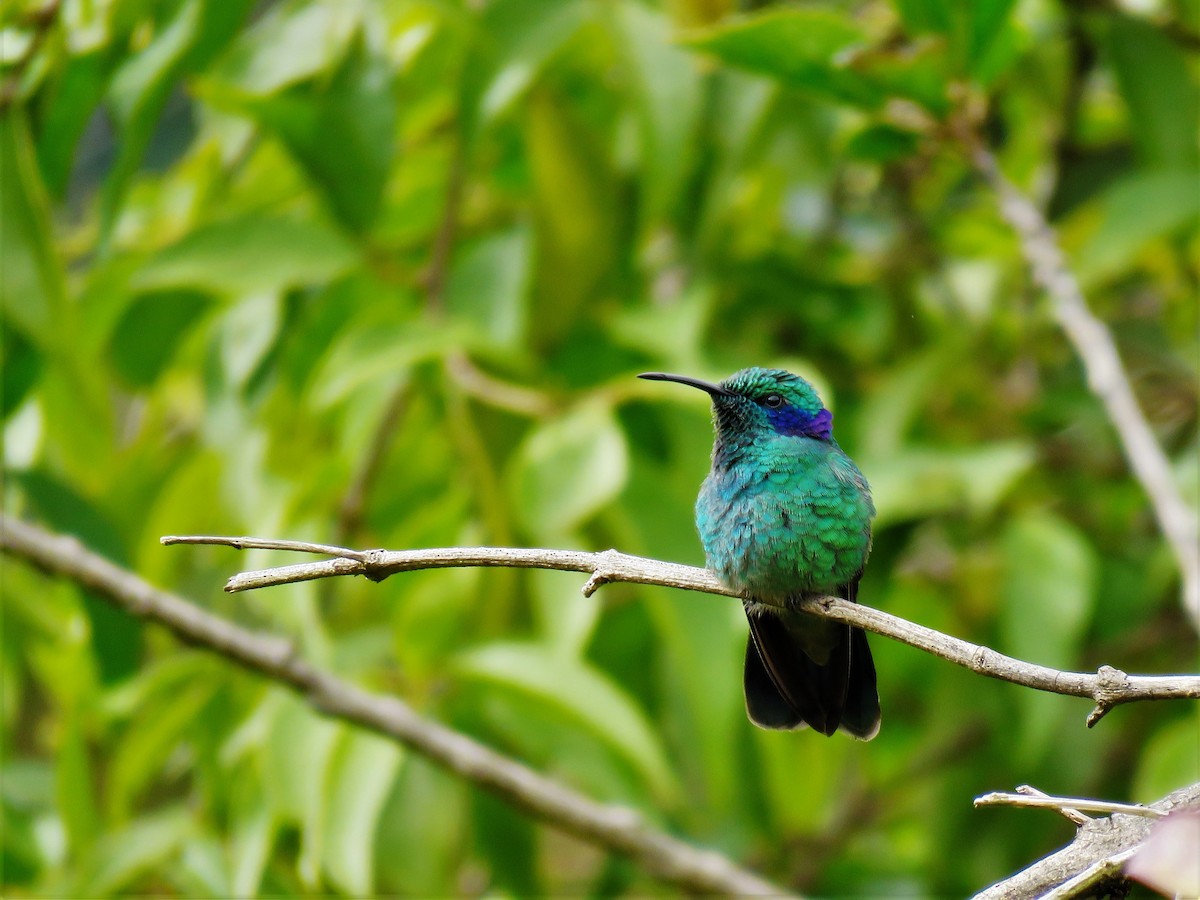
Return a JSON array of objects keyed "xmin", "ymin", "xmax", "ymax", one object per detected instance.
[
  {"xmin": 613, "ymin": 0, "xmax": 704, "ymax": 224},
  {"xmin": 56, "ymin": 719, "xmax": 101, "ymax": 859},
  {"xmin": 1104, "ymin": 14, "xmax": 1200, "ymax": 169},
  {"xmin": 11, "ymin": 469, "xmax": 142, "ymax": 683},
  {"xmin": 263, "ymin": 695, "xmax": 340, "ymax": 889},
  {"xmin": 681, "ymin": 9, "xmax": 882, "ymax": 107},
  {"xmin": 69, "ymin": 807, "xmax": 194, "ymax": 897},
  {"xmin": 209, "ymin": 1, "xmax": 362, "ymax": 95},
  {"xmin": 865, "ymin": 442, "xmax": 1035, "ymax": 525},
  {"xmin": 843, "ymin": 122, "xmax": 921, "ymax": 164},
  {"xmin": 643, "ymin": 589, "xmax": 744, "ymax": 816},
  {"xmin": 133, "ymin": 215, "xmax": 357, "ymax": 297},
  {"xmin": 1067, "ymin": 169, "xmax": 1200, "ymax": 289},
  {"xmin": 1001, "ymin": 511, "xmax": 1097, "ymax": 666},
  {"xmin": 2, "ymin": 323, "xmax": 42, "ymax": 418},
  {"xmin": 322, "ymin": 731, "xmax": 404, "ymax": 896},
  {"xmin": 215, "ymin": 34, "xmax": 397, "ymax": 234},
  {"xmin": 445, "ymin": 227, "xmax": 532, "ymax": 348},
  {"xmin": 312, "ymin": 318, "xmax": 479, "ymax": 409},
  {"xmin": 893, "ymin": 0, "xmax": 1019, "ymax": 84},
  {"xmin": 455, "ymin": 641, "xmax": 676, "ymax": 801},
  {"xmin": 509, "ymin": 404, "xmax": 629, "ymax": 539},
  {"xmin": 107, "ymin": 677, "xmax": 215, "ymax": 820},
  {"xmin": 217, "ymin": 292, "xmax": 282, "ymax": 390},
  {"xmin": 468, "ymin": 0, "xmax": 589, "ymax": 128},
  {"xmin": 100, "ymin": 0, "xmax": 202, "ymax": 242},
  {"xmin": 525, "ymin": 89, "xmax": 619, "ymax": 337},
  {"xmin": 529, "ymin": 568, "xmax": 601, "ymax": 658},
  {"xmin": 1000, "ymin": 511, "xmax": 1097, "ymax": 763},
  {"xmin": 1133, "ymin": 711, "xmax": 1200, "ymax": 804},
  {"xmin": 35, "ymin": 48, "xmax": 113, "ymax": 197},
  {"xmin": 107, "ymin": 290, "xmax": 212, "ymax": 388},
  {"xmin": 0, "ymin": 109, "xmax": 68, "ymax": 347}
]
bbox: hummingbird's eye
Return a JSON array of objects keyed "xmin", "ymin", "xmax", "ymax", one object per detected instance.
[{"xmin": 763, "ymin": 393, "xmax": 784, "ymax": 408}]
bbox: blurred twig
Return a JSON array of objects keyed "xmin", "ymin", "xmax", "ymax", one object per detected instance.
[
  {"xmin": 335, "ymin": 382, "xmax": 412, "ymax": 539},
  {"xmin": 0, "ymin": 515, "xmax": 789, "ymax": 898},
  {"xmin": 962, "ymin": 135, "xmax": 1200, "ymax": 633},
  {"xmin": 972, "ymin": 781, "xmax": 1200, "ymax": 899},
  {"xmin": 158, "ymin": 534, "xmax": 1200, "ymax": 725}
]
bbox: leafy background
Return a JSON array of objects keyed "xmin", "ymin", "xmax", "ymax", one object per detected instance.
[{"xmin": 2, "ymin": 0, "xmax": 1198, "ymax": 895}]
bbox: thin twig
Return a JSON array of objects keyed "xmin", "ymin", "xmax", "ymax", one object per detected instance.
[
  {"xmin": 2, "ymin": 515, "xmax": 788, "ymax": 897},
  {"xmin": 1015, "ymin": 785, "xmax": 1091, "ymax": 826},
  {"xmin": 964, "ymin": 135, "xmax": 1200, "ymax": 632},
  {"xmin": 445, "ymin": 354, "xmax": 556, "ymax": 417},
  {"xmin": 158, "ymin": 535, "xmax": 1200, "ymax": 724},
  {"xmin": 975, "ymin": 791, "xmax": 1165, "ymax": 819}
]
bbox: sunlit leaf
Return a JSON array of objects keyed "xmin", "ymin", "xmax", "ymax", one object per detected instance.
[
  {"xmin": 456, "ymin": 641, "xmax": 676, "ymax": 801},
  {"xmin": 446, "ymin": 227, "xmax": 532, "ymax": 348},
  {"xmin": 1103, "ymin": 14, "xmax": 1200, "ymax": 169},
  {"xmin": 1000, "ymin": 511, "xmax": 1097, "ymax": 764},
  {"xmin": 100, "ymin": 0, "xmax": 202, "ymax": 240},
  {"xmin": 614, "ymin": 0, "xmax": 704, "ymax": 224},
  {"xmin": 225, "ymin": 35, "xmax": 397, "ymax": 233},
  {"xmin": 509, "ymin": 404, "xmax": 629, "ymax": 539},
  {"xmin": 1067, "ymin": 169, "xmax": 1200, "ymax": 288},
  {"xmin": 681, "ymin": 9, "xmax": 881, "ymax": 107},
  {"xmin": 107, "ymin": 290, "xmax": 212, "ymax": 388},
  {"xmin": 263, "ymin": 696, "xmax": 340, "ymax": 888},
  {"xmin": 69, "ymin": 807, "xmax": 193, "ymax": 897},
  {"xmin": 866, "ymin": 442, "xmax": 1035, "ymax": 525},
  {"xmin": 0, "ymin": 110, "xmax": 67, "ymax": 346},
  {"xmin": 322, "ymin": 731, "xmax": 404, "ymax": 896},
  {"xmin": 134, "ymin": 215, "xmax": 357, "ymax": 297}
]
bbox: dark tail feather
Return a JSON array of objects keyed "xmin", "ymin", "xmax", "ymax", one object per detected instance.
[{"xmin": 743, "ymin": 607, "xmax": 880, "ymax": 740}]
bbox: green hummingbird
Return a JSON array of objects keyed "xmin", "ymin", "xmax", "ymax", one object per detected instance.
[{"xmin": 640, "ymin": 368, "xmax": 880, "ymax": 738}]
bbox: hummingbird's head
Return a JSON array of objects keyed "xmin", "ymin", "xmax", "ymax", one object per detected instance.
[{"xmin": 639, "ymin": 367, "xmax": 833, "ymax": 448}]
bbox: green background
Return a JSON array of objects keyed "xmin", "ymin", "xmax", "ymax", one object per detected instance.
[{"xmin": 2, "ymin": 0, "xmax": 1197, "ymax": 895}]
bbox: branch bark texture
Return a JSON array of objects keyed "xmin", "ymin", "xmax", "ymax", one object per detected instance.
[
  {"xmin": 973, "ymin": 781, "xmax": 1200, "ymax": 899},
  {"xmin": 967, "ymin": 140, "xmax": 1200, "ymax": 632},
  {"xmin": 1, "ymin": 515, "xmax": 787, "ymax": 897},
  {"xmin": 160, "ymin": 534, "xmax": 1200, "ymax": 726}
]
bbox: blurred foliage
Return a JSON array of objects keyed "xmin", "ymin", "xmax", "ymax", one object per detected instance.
[{"xmin": 2, "ymin": 0, "xmax": 1198, "ymax": 895}]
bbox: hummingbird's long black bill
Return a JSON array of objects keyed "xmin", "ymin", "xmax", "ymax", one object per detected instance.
[{"xmin": 638, "ymin": 372, "xmax": 733, "ymax": 397}]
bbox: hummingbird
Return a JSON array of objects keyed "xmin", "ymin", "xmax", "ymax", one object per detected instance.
[{"xmin": 640, "ymin": 368, "xmax": 880, "ymax": 739}]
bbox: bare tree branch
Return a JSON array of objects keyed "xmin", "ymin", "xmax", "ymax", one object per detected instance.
[
  {"xmin": 964, "ymin": 138, "xmax": 1200, "ymax": 633},
  {"xmin": 0, "ymin": 515, "xmax": 788, "ymax": 897},
  {"xmin": 972, "ymin": 781, "xmax": 1200, "ymax": 899},
  {"xmin": 158, "ymin": 534, "xmax": 1200, "ymax": 725}
]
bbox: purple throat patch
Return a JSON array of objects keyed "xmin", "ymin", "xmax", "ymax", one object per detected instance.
[{"xmin": 769, "ymin": 405, "xmax": 833, "ymax": 440}]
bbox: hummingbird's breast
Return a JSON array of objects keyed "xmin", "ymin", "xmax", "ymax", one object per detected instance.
[{"xmin": 695, "ymin": 436, "xmax": 874, "ymax": 603}]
